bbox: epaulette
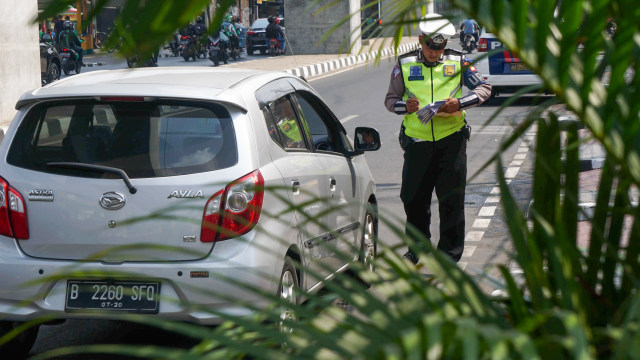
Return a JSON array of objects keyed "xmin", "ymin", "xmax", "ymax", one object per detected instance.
[
  {"xmin": 444, "ymin": 48, "xmax": 464, "ymax": 56},
  {"xmin": 398, "ymin": 47, "xmax": 421, "ymax": 60}
]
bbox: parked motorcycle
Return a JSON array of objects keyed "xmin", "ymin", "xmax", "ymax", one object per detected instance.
[
  {"xmin": 461, "ymin": 33, "xmax": 477, "ymax": 53},
  {"xmin": 59, "ymin": 47, "xmax": 82, "ymax": 75},
  {"xmin": 208, "ymin": 33, "xmax": 229, "ymax": 67},
  {"xmin": 126, "ymin": 51, "xmax": 159, "ymax": 68},
  {"xmin": 179, "ymin": 35, "xmax": 198, "ymax": 61}
]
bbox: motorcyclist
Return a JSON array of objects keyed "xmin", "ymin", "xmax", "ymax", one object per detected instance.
[
  {"xmin": 459, "ymin": 17, "xmax": 480, "ymax": 45},
  {"xmin": 222, "ymin": 14, "xmax": 241, "ymax": 56},
  {"xmin": 58, "ymin": 20, "xmax": 84, "ymax": 65},
  {"xmin": 265, "ymin": 16, "xmax": 285, "ymax": 54},
  {"xmin": 193, "ymin": 16, "xmax": 208, "ymax": 54}
]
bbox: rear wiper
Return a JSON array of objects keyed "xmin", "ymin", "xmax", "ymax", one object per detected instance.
[{"xmin": 47, "ymin": 162, "xmax": 137, "ymax": 194}]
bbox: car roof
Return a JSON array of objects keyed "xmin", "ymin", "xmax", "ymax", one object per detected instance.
[{"xmin": 16, "ymin": 67, "xmax": 293, "ymax": 111}]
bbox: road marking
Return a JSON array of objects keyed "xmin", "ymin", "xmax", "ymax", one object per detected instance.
[
  {"xmin": 472, "ymin": 218, "xmax": 491, "ymax": 228},
  {"xmin": 504, "ymin": 167, "xmax": 520, "ymax": 179},
  {"xmin": 462, "ymin": 245, "xmax": 477, "ymax": 257},
  {"xmin": 485, "ymin": 196, "xmax": 500, "ymax": 203},
  {"xmin": 466, "ymin": 231, "xmax": 484, "ymax": 242},
  {"xmin": 340, "ymin": 115, "xmax": 359, "ymax": 124},
  {"xmin": 478, "ymin": 206, "xmax": 497, "ymax": 217}
]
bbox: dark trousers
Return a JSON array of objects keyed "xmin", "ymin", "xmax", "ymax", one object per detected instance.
[{"xmin": 401, "ymin": 131, "xmax": 467, "ymax": 262}]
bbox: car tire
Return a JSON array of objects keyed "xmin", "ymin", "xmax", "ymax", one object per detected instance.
[
  {"xmin": 277, "ymin": 256, "xmax": 299, "ymax": 335},
  {"xmin": 0, "ymin": 321, "xmax": 40, "ymax": 358},
  {"xmin": 46, "ymin": 62, "xmax": 60, "ymax": 84}
]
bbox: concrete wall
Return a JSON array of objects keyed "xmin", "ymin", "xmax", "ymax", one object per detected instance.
[
  {"xmin": 286, "ymin": 0, "xmax": 361, "ymax": 55},
  {"xmin": 0, "ymin": 0, "xmax": 40, "ymax": 131}
]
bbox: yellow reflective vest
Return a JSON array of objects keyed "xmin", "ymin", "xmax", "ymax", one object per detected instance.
[{"xmin": 400, "ymin": 52, "xmax": 466, "ymax": 141}]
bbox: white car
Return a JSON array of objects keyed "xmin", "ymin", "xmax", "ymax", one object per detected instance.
[
  {"xmin": 0, "ymin": 67, "xmax": 379, "ymax": 356},
  {"xmin": 475, "ymin": 28, "xmax": 544, "ymax": 96}
]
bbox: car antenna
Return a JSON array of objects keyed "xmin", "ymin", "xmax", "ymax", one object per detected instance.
[{"xmin": 283, "ymin": 33, "xmax": 305, "ymax": 81}]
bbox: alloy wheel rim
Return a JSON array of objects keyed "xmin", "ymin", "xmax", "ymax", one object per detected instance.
[
  {"xmin": 363, "ymin": 213, "xmax": 375, "ymax": 272},
  {"xmin": 279, "ymin": 269, "xmax": 296, "ymax": 333}
]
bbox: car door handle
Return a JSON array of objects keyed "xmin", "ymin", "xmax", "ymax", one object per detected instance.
[
  {"xmin": 291, "ymin": 180, "xmax": 300, "ymax": 195},
  {"xmin": 329, "ymin": 177, "xmax": 336, "ymax": 191}
]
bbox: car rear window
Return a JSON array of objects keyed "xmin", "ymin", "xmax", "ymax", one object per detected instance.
[
  {"xmin": 251, "ymin": 19, "xmax": 269, "ymax": 29},
  {"xmin": 7, "ymin": 99, "xmax": 237, "ymax": 178}
]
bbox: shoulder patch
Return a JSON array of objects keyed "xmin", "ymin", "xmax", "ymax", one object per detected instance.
[{"xmin": 392, "ymin": 66, "xmax": 401, "ymax": 79}]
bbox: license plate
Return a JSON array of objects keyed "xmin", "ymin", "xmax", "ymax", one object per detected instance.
[
  {"xmin": 60, "ymin": 53, "xmax": 70, "ymax": 58},
  {"xmin": 510, "ymin": 63, "xmax": 530, "ymax": 72},
  {"xmin": 179, "ymin": 40, "xmax": 189, "ymax": 45},
  {"xmin": 65, "ymin": 280, "xmax": 160, "ymax": 313}
]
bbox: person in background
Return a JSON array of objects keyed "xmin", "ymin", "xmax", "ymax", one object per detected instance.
[
  {"xmin": 265, "ymin": 16, "xmax": 285, "ymax": 54},
  {"xmin": 459, "ymin": 17, "xmax": 480, "ymax": 44},
  {"xmin": 58, "ymin": 20, "xmax": 84, "ymax": 65},
  {"xmin": 384, "ymin": 13, "xmax": 492, "ymax": 265},
  {"xmin": 53, "ymin": 15, "xmax": 64, "ymax": 44}
]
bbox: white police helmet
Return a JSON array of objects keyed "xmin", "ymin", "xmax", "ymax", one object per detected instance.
[{"xmin": 418, "ymin": 13, "xmax": 456, "ymax": 50}]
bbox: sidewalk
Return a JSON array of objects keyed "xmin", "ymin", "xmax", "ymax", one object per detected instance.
[{"xmin": 554, "ymin": 108, "xmax": 634, "ymax": 251}]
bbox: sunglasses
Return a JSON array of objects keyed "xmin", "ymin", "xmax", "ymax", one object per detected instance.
[{"xmin": 421, "ymin": 36, "xmax": 447, "ymax": 50}]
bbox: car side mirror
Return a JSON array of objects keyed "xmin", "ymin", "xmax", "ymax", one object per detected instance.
[
  {"xmin": 41, "ymin": 33, "xmax": 53, "ymax": 44},
  {"xmin": 354, "ymin": 127, "xmax": 381, "ymax": 152}
]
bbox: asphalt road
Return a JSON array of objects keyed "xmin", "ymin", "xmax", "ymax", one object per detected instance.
[{"xmin": 30, "ymin": 51, "xmax": 544, "ymax": 358}]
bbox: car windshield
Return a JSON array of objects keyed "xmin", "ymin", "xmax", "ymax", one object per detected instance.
[{"xmin": 7, "ymin": 99, "xmax": 238, "ymax": 178}]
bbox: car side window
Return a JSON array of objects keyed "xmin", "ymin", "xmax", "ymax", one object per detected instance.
[
  {"xmin": 293, "ymin": 92, "xmax": 341, "ymax": 153},
  {"xmin": 265, "ymin": 96, "xmax": 306, "ymax": 150}
]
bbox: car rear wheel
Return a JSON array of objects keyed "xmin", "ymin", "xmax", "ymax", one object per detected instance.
[
  {"xmin": 0, "ymin": 321, "xmax": 40, "ymax": 358},
  {"xmin": 277, "ymin": 256, "xmax": 299, "ymax": 335}
]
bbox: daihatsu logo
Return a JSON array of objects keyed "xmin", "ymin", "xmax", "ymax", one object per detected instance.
[{"xmin": 99, "ymin": 192, "xmax": 126, "ymax": 210}]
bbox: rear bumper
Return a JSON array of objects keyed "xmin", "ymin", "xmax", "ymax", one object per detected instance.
[{"xmin": 0, "ymin": 239, "xmax": 280, "ymax": 325}]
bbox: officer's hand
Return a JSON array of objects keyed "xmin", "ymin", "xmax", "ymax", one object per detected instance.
[
  {"xmin": 438, "ymin": 98, "xmax": 461, "ymax": 114},
  {"xmin": 406, "ymin": 97, "xmax": 420, "ymax": 113}
]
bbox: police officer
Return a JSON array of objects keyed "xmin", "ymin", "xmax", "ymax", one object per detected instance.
[{"xmin": 384, "ymin": 13, "xmax": 492, "ymax": 264}]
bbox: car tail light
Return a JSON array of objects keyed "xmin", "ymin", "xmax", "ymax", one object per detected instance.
[
  {"xmin": 0, "ymin": 177, "xmax": 29, "ymax": 239},
  {"xmin": 478, "ymin": 38, "xmax": 488, "ymax": 52},
  {"xmin": 247, "ymin": 30, "xmax": 256, "ymax": 35},
  {"xmin": 201, "ymin": 170, "xmax": 264, "ymax": 242}
]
